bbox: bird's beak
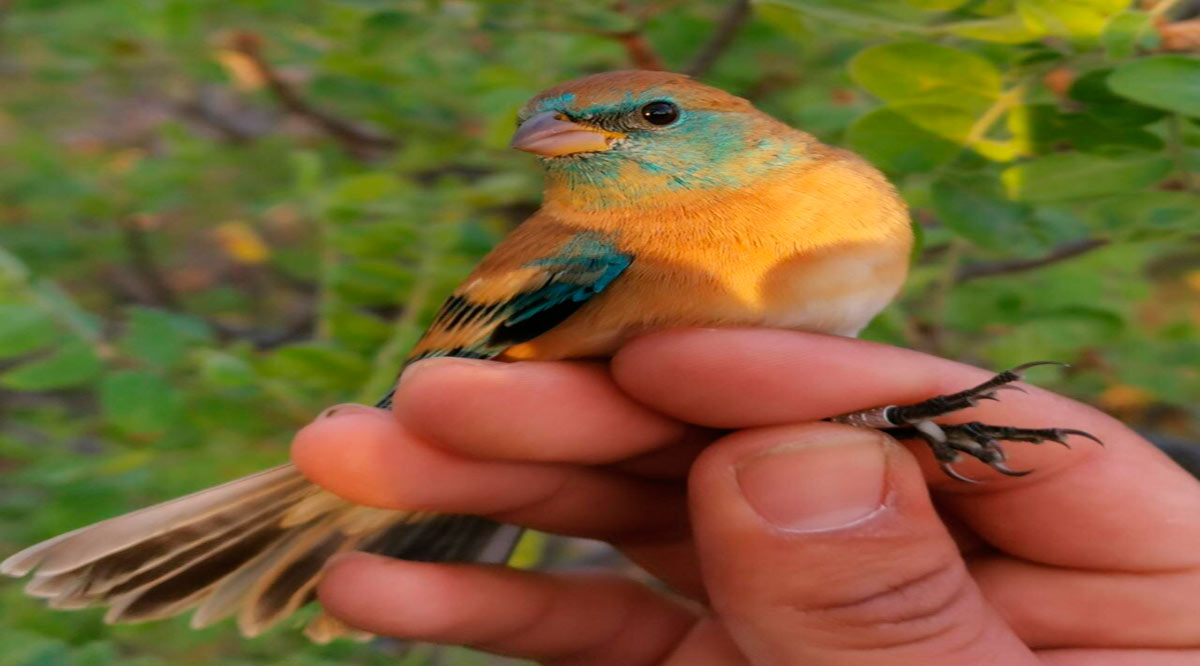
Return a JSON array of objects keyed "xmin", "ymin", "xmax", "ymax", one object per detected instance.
[{"xmin": 510, "ymin": 111, "xmax": 624, "ymax": 157}]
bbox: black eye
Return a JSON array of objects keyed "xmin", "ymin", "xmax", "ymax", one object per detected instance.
[{"xmin": 640, "ymin": 101, "xmax": 679, "ymax": 126}]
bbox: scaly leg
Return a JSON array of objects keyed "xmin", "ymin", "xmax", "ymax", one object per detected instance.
[{"xmin": 829, "ymin": 362, "xmax": 1102, "ymax": 483}]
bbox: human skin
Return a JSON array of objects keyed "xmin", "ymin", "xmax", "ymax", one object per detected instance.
[{"xmin": 291, "ymin": 329, "xmax": 1200, "ymax": 665}]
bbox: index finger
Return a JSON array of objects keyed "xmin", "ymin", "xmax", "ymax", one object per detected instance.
[{"xmin": 612, "ymin": 328, "xmax": 1200, "ymax": 572}]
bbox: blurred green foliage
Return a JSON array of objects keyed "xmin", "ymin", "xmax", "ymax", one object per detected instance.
[{"xmin": 0, "ymin": 0, "xmax": 1197, "ymax": 663}]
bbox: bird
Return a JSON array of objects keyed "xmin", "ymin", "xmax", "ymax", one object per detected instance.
[{"xmin": 1, "ymin": 70, "xmax": 1091, "ymax": 643}]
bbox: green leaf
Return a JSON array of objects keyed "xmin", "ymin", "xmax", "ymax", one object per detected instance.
[
  {"xmin": 99, "ymin": 370, "xmax": 181, "ymax": 436},
  {"xmin": 1001, "ymin": 152, "xmax": 1171, "ymax": 201},
  {"xmin": 1108, "ymin": 56, "xmax": 1200, "ymax": 117},
  {"xmin": 904, "ymin": 0, "xmax": 968, "ymax": 8},
  {"xmin": 261, "ymin": 342, "xmax": 370, "ymax": 393},
  {"xmin": 1100, "ymin": 10, "xmax": 1155, "ymax": 59},
  {"xmin": 939, "ymin": 14, "xmax": 1045, "ymax": 43},
  {"xmin": 1087, "ymin": 191, "xmax": 1200, "ymax": 234},
  {"xmin": 846, "ymin": 107, "xmax": 961, "ymax": 173},
  {"xmin": 0, "ymin": 339, "xmax": 102, "ymax": 390},
  {"xmin": 931, "ymin": 175, "xmax": 1044, "ymax": 253},
  {"xmin": 330, "ymin": 173, "xmax": 403, "ymax": 207},
  {"xmin": 756, "ymin": 0, "xmax": 929, "ymax": 35},
  {"xmin": 195, "ymin": 349, "xmax": 258, "ymax": 389},
  {"xmin": 1008, "ymin": 104, "xmax": 1164, "ymax": 152},
  {"xmin": 0, "ymin": 304, "xmax": 59, "ymax": 358},
  {"xmin": 857, "ymin": 101, "xmax": 1024, "ymax": 161},
  {"xmin": 755, "ymin": 1, "xmax": 813, "ymax": 41},
  {"xmin": 118, "ymin": 307, "xmax": 213, "ymax": 368},
  {"xmin": 332, "ymin": 259, "xmax": 416, "ymax": 304},
  {"xmin": 290, "ymin": 150, "xmax": 323, "ymax": 197},
  {"xmin": 849, "ymin": 42, "xmax": 1002, "ymax": 104},
  {"xmin": 1068, "ymin": 69, "xmax": 1166, "ymax": 126},
  {"xmin": 1017, "ymin": 0, "xmax": 1131, "ymax": 39}
]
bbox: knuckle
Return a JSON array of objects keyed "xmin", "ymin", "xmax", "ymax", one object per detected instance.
[{"xmin": 790, "ymin": 557, "xmax": 982, "ymax": 652}]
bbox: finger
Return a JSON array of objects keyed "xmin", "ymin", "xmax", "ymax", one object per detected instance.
[
  {"xmin": 614, "ymin": 329, "xmax": 1200, "ymax": 572},
  {"xmin": 971, "ymin": 556, "xmax": 1200, "ymax": 648},
  {"xmin": 318, "ymin": 552, "xmax": 697, "ymax": 665},
  {"xmin": 291, "ymin": 408, "xmax": 686, "ymax": 541},
  {"xmin": 689, "ymin": 421, "xmax": 1038, "ymax": 666},
  {"xmin": 1038, "ymin": 649, "xmax": 1200, "ymax": 666},
  {"xmin": 395, "ymin": 358, "xmax": 690, "ymax": 465}
]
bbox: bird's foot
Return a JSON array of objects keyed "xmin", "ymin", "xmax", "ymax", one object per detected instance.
[{"xmin": 829, "ymin": 362, "xmax": 1102, "ymax": 483}]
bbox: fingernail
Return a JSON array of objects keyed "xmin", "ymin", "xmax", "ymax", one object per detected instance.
[
  {"xmin": 737, "ymin": 430, "xmax": 888, "ymax": 533},
  {"xmin": 318, "ymin": 403, "xmax": 380, "ymax": 419}
]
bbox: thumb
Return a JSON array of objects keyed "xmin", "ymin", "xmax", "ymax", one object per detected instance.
[{"xmin": 689, "ymin": 422, "xmax": 1037, "ymax": 666}]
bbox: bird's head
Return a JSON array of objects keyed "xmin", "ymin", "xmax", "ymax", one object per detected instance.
[{"xmin": 512, "ymin": 71, "xmax": 812, "ymax": 209}]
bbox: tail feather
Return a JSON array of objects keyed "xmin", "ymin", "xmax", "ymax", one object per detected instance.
[
  {"xmin": 190, "ymin": 527, "xmax": 313, "ymax": 629},
  {"xmin": 2, "ymin": 462, "xmax": 523, "ymax": 640},
  {"xmin": 3, "ymin": 465, "xmax": 304, "ymax": 578},
  {"xmin": 239, "ymin": 524, "xmax": 349, "ymax": 636},
  {"xmin": 40, "ymin": 481, "xmax": 311, "ymax": 607}
]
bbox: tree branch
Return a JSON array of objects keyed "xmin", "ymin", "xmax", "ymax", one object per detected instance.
[
  {"xmin": 685, "ymin": 0, "xmax": 752, "ymax": 77},
  {"xmin": 228, "ymin": 32, "xmax": 397, "ymax": 159},
  {"xmin": 954, "ymin": 238, "xmax": 1110, "ymax": 283},
  {"xmin": 115, "ymin": 217, "xmax": 315, "ymax": 349},
  {"xmin": 610, "ymin": 31, "xmax": 666, "ymax": 70},
  {"xmin": 172, "ymin": 97, "xmax": 261, "ymax": 144},
  {"xmin": 119, "ymin": 218, "xmax": 182, "ymax": 309}
]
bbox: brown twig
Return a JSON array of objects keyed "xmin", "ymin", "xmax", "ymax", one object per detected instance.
[
  {"xmin": 610, "ymin": 31, "xmax": 666, "ymax": 70},
  {"xmin": 172, "ymin": 98, "xmax": 261, "ymax": 144},
  {"xmin": 954, "ymin": 239, "xmax": 1110, "ymax": 283},
  {"xmin": 228, "ymin": 31, "xmax": 397, "ymax": 158},
  {"xmin": 115, "ymin": 218, "xmax": 317, "ymax": 349},
  {"xmin": 119, "ymin": 218, "xmax": 182, "ymax": 309},
  {"xmin": 685, "ymin": 0, "xmax": 752, "ymax": 77}
]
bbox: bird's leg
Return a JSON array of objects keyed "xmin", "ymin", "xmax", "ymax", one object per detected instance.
[{"xmin": 828, "ymin": 362, "xmax": 1102, "ymax": 483}]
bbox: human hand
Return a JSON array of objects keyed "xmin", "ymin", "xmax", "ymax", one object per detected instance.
[{"xmin": 292, "ymin": 329, "xmax": 1200, "ymax": 665}]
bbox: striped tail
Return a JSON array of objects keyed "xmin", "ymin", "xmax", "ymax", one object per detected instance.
[{"xmin": 0, "ymin": 463, "xmax": 522, "ymax": 642}]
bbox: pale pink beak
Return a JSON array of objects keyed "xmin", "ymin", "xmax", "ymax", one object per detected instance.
[{"xmin": 510, "ymin": 111, "xmax": 624, "ymax": 157}]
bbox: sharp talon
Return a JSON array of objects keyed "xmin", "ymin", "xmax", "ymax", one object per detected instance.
[
  {"xmin": 994, "ymin": 384, "xmax": 1028, "ymax": 395},
  {"xmin": 1060, "ymin": 429, "xmax": 1104, "ymax": 447},
  {"xmin": 940, "ymin": 461, "xmax": 982, "ymax": 484},
  {"xmin": 991, "ymin": 462, "xmax": 1033, "ymax": 477}
]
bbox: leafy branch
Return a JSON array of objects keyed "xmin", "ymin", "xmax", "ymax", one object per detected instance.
[
  {"xmin": 685, "ymin": 0, "xmax": 752, "ymax": 76},
  {"xmin": 954, "ymin": 239, "xmax": 1111, "ymax": 283},
  {"xmin": 227, "ymin": 31, "xmax": 397, "ymax": 159}
]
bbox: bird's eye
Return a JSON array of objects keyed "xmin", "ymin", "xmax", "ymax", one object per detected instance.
[{"xmin": 640, "ymin": 101, "xmax": 679, "ymax": 126}]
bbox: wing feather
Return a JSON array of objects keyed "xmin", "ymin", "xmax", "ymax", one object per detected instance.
[{"xmin": 406, "ymin": 231, "xmax": 632, "ymax": 363}]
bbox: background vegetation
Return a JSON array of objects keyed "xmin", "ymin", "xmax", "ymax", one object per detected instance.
[{"xmin": 0, "ymin": 0, "xmax": 1197, "ymax": 663}]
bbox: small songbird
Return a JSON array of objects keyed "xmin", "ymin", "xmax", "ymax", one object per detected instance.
[{"xmin": 1, "ymin": 70, "xmax": 1091, "ymax": 642}]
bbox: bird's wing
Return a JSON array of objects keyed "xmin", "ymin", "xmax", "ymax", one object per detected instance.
[
  {"xmin": 0, "ymin": 229, "xmax": 632, "ymax": 641},
  {"xmin": 405, "ymin": 230, "xmax": 633, "ymax": 364}
]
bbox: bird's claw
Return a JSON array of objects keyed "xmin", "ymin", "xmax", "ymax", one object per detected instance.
[
  {"xmin": 989, "ymin": 461, "xmax": 1033, "ymax": 477},
  {"xmin": 831, "ymin": 361, "xmax": 1101, "ymax": 483},
  {"xmin": 907, "ymin": 420, "xmax": 1099, "ymax": 481},
  {"xmin": 939, "ymin": 461, "xmax": 982, "ymax": 484}
]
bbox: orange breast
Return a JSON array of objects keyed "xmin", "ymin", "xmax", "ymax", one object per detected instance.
[{"xmin": 501, "ymin": 152, "xmax": 913, "ymax": 361}]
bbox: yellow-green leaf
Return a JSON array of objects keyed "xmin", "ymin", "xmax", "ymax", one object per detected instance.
[
  {"xmin": 849, "ymin": 42, "xmax": 1002, "ymax": 103},
  {"xmin": 1017, "ymin": 0, "xmax": 1131, "ymax": 39},
  {"xmin": 940, "ymin": 14, "xmax": 1045, "ymax": 43}
]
